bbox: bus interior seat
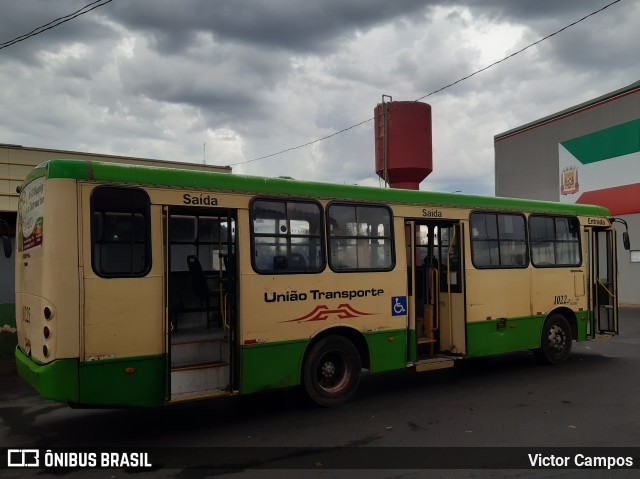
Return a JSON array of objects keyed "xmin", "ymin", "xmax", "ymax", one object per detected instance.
[
  {"xmin": 187, "ymin": 255, "xmax": 218, "ymax": 328},
  {"xmin": 290, "ymin": 253, "xmax": 307, "ymax": 269},
  {"xmin": 273, "ymin": 255, "xmax": 288, "ymax": 270}
]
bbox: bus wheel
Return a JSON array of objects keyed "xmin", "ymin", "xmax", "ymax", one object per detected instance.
[
  {"xmin": 303, "ymin": 335, "xmax": 361, "ymax": 407},
  {"xmin": 536, "ymin": 314, "xmax": 572, "ymax": 365}
]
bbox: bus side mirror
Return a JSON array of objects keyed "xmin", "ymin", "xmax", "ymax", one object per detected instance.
[
  {"xmin": 623, "ymin": 232, "xmax": 630, "ymax": 251},
  {"xmin": 612, "ymin": 218, "xmax": 631, "ymax": 251}
]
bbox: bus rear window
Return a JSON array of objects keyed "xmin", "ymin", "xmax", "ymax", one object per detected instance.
[{"xmin": 91, "ymin": 187, "xmax": 151, "ymax": 277}]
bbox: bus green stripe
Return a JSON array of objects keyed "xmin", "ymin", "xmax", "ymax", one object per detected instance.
[
  {"xmin": 467, "ymin": 311, "xmax": 591, "ymax": 358},
  {"xmin": 240, "ymin": 340, "xmax": 308, "ymax": 394},
  {"xmin": 31, "ymin": 159, "xmax": 611, "ymax": 217},
  {"xmin": 15, "ymin": 347, "xmax": 79, "ymax": 403},
  {"xmin": 240, "ymin": 329, "xmax": 409, "ymax": 394},
  {"xmin": 466, "ymin": 316, "xmax": 545, "ymax": 358},
  {"xmin": 576, "ymin": 310, "xmax": 589, "ymax": 341},
  {"xmin": 78, "ymin": 354, "xmax": 165, "ymax": 407},
  {"xmin": 365, "ymin": 329, "xmax": 407, "ymax": 372}
]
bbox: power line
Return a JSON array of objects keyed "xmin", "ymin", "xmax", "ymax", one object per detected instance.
[
  {"xmin": 231, "ymin": 0, "xmax": 622, "ymax": 167},
  {"xmin": 0, "ymin": 0, "xmax": 113, "ymax": 51},
  {"xmin": 414, "ymin": 0, "xmax": 621, "ymax": 102},
  {"xmin": 231, "ymin": 117, "xmax": 375, "ymax": 166}
]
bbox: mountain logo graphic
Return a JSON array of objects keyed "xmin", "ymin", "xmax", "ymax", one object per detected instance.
[{"xmin": 283, "ymin": 304, "xmax": 377, "ymax": 323}]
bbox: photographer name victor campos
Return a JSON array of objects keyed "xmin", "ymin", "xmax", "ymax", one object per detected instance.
[{"xmin": 529, "ymin": 453, "xmax": 634, "ymax": 469}]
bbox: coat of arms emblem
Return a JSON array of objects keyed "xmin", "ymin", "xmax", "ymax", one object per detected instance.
[{"xmin": 560, "ymin": 166, "xmax": 579, "ymax": 195}]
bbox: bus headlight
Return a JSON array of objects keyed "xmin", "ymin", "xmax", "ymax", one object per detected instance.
[
  {"xmin": 43, "ymin": 345, "xmax": 49, "ymax": 358},
  {"xmin": 43, "ymin": 326, "xmax": 51, "ymax": 339}
]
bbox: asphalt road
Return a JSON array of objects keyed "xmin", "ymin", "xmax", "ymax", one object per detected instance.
[{"xmin": 2, "ymin": 308, "xmax": 640, "ymax": 478}]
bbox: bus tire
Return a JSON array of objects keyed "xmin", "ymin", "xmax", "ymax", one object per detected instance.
[
  {"xmin": 536, "ymin": 314, "xmax": 572, "ymax": 365},
  {"xmin": 303, "ymin": 335, "xmax": 361, "ymax": 407}
]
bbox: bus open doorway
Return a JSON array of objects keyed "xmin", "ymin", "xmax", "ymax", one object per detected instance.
[
  {"xmin": 164, "ymin": 206, "xmax": 238, "ymax": 402},
  {"xmin": 406, "ymin": 220, "xmax": 465, "ymax": 372}
]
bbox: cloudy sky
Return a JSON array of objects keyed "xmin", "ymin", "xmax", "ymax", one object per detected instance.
[{"xmin": 0, "ymin": 0, "xmax": 638, "ymax": 195}]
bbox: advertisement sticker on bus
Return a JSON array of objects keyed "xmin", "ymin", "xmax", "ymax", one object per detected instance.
[{"xmin": 19, "ymin": 176, "xmax": 45, "ymax": 252}]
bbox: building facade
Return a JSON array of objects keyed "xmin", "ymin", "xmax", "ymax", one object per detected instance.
[{"xmin": 495, "ymin": 81, "xmax": 640, "ymax": 305}]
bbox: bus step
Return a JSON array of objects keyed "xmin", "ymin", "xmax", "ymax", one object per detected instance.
[
  {"xmin": 170, "ymin": 390, "xmax": 230, "ymax": 402},
  {"xmin": 417, "ymin": 338, "xmax": 436, "ymax": 345},
  {"xmin": 171, "ymin": 328, "xmax": 227, "ymax": 345},
  {"xmin": 170, "ymin": 362, "xmax": 230, "ymax": 398},
  {"xmin": 414, "ymin": 357, "xmax": 455, "ymax": 373},
  {"xmin": 171, "ymin": 339, "xmax": 229, "ymax": 368},
  {"xmin": 595, "ymin": 333, "xmax": 615, "ymax": 339},
  {"xmin": 171, "ymin": 360, "xmax": 228, "ymax": 372}
]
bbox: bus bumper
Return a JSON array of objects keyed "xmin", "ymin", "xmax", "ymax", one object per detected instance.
[{"xmin": 15, "ymin": 347, "xmax": 79, "ymax": 403}]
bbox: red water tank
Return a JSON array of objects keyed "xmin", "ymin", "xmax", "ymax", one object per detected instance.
[{"xmin": 374, "ymin": 101, "xmax": 432, "ymax": 190}]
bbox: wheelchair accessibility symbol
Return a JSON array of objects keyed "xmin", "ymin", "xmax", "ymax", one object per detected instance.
[{"xmin": 392, "ymin": 296, "xmax": 407, "ymax": 316}]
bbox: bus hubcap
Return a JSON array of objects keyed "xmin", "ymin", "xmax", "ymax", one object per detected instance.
[
  {"xmin": 318, "ymin": 352, "xmax": 349, "ymax": 392},
  {"xmin": 549, "ymin": 325, "xmax": 566, "ymax": 352},
  {"xmin": 321, "ymin": 361, "xmax": 336, "ymax": 379}
]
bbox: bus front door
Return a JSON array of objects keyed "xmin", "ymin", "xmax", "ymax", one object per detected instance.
[
  {"xmin": 407, "ymin": 220, "xmax": 465, "ymax": 369},
  {"xmin": 587, "ymin": 228, "xmax": 618, "ymax": 335},
  {"xmin": 164, "ymin": 206, "xmax": 238, "ymax": 402}
]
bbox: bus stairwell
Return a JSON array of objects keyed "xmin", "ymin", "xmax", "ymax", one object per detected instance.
[
  {"xmin": 165, "ymin": 207, "xmax": 237, "ymax": 402},
  {"xmin": 409, "ymin": 221, "xmax": 463, "ymax": 371}
]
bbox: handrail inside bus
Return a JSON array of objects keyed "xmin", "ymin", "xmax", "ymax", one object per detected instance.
[
  {"xmin": 432, "ymin": 268, "xmax": 440, "ymax": 331},
  {"xmin": 446, "ymin": 226, "xmax": 457, "ymax": 349},
  {"xmin": 597, "ymin": 279, "xmax": 616, "ymax": 299}
]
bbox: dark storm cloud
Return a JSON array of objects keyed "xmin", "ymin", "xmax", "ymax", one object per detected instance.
[
  {"xmin": 538, "ymin": 6, "xmax": 640, "ymax": 72},
  {"xmin": 115, "ymin": 39, "xmax": 291, "ymax": 132},
  {"xmin": 106, "ymin": 0, "xmax": 433, "ymax": 54},
  {"xmin": 460, "ymin": 0, "xmax": 616, "ymax": 23},
  {"xmin": 0, "ymin": 0, "xmax": 636, "ymax": 194}
]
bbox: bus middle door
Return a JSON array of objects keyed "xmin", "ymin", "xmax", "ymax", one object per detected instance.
[{"xmin": 408, "ymin": 220, "xmax": 465, "ymax": 368}]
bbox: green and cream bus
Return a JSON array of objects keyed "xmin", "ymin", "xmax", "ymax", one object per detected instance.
[{"xmin": 13, "ymin": 159, "xmax": 628, "ymax": 407}]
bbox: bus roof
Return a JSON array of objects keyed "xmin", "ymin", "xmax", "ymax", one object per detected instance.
[{"xmin": 25, "ymin": 159, "xmax": 611, "ymax": 217}]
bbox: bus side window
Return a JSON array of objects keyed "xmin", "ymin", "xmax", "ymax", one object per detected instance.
[
  {"xmin": 327, "ymin": 203, "xmax": 394, "ymax": 272},
  {"xmin": 530, "ymin": 215, "xmax": 581, "ymax": 267},
  {"xmin": 251, "ymin": 198, "xmax": 324, "ymax": 274},
  {"xmin": 470, "ymin": 212, "xmax": 528, "ymax": 269},
  {"xmin": 91, "ymin": 187, "xmax": 151, "ymax": 277}
]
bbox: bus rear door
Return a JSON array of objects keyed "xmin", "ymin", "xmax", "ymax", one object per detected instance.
[{"xmin": 164, "ymin": 206, "xmax": 238, "ymax": 402}]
